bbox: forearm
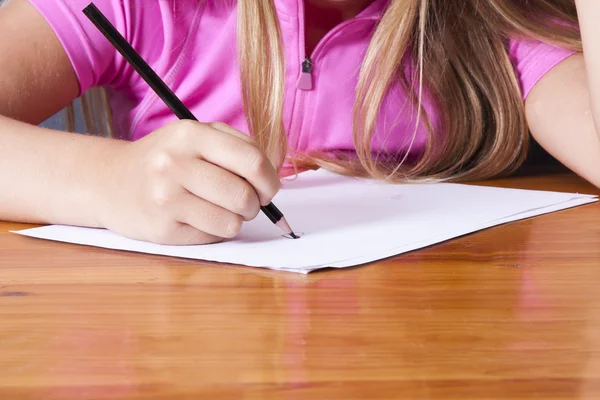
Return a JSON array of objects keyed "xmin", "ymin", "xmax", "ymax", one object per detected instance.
[
  {"xmin": 574, "ymin": 0, "xmax": 600, "ymax": 139},
  {"xmin": 0, "ymin": 114, "xmax": 124, "ymax": 226}
]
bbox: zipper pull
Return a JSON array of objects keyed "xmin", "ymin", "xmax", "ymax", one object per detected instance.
[{"xmin": 297, "ymin": 56, "xmax": 313, "ymax": 91}]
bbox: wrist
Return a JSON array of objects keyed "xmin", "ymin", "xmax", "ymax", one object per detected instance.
[{"xmin": 72, "ymin": 135, "xmax": 128, "ymax": 229}]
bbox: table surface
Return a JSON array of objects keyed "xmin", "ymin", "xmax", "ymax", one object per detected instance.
[{"xmin": 1, "ymin": 171, "xmax": 600, "ymax": 399}]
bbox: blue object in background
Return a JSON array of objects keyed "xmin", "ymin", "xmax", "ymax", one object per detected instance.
[
  {"xmin": 41, "ymin": 99, "xmax": 86, "ymax": 133},
  {"xmin": 41, "ymin": 112, "xmax": 67, "ymax": 131}
]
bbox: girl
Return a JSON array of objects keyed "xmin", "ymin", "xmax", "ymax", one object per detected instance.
[{"xmin": 0, "ymin": 0, "xmax": 598, "ymax": 245}]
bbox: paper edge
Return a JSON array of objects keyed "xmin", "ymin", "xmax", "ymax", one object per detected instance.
[{"xmin": 10, "ymin": 192, "xmax": 599, "ymax": 275}]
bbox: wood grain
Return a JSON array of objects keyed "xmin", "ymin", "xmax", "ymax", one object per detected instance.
[{"xmin": 1, "ymin": 172, "xmax": 599, "ymax": 399}]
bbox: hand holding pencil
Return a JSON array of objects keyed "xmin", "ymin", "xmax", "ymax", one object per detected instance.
[
  {"xmin": 82, "ymin": 2, "xmax": 297, "ymax": 244},
  {"xmin": 93, "ymin": 119, "xmax": 282, "ymax": 245}
]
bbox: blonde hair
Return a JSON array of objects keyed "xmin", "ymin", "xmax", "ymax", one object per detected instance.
[{"xmin": 68, "ymin": 0, "xmax": 582, "ymax": 182}]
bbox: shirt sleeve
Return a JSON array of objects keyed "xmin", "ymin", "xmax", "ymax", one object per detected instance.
[
  {"xmin": 508, "ymin": 36, "xmax": 576, "ymax": 100},
  {"xmin": 27, "ymin": 0, "xmax": 131, "ymax": 96}
]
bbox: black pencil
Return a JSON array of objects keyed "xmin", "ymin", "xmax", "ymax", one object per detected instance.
[{"xmin": 82, "ymin": 2, "xmax": 297, "ymax": 239}]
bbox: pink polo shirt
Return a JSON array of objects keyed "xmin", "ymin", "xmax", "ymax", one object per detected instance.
[{"xmin": 29, "ymin": 0, "xmax": 575, "ymax": 162}]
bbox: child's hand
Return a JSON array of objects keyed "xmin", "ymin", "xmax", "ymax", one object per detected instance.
[{"xmin": 95, "ymin": 120, "xmax": 281, "ymax": 245}]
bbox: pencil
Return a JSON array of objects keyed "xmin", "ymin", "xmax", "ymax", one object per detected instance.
[{"xmin": 82, "ymin": 2, "xmax": 297, "ymax": 239}]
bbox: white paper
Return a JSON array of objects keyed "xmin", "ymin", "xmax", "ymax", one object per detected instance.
[{"xmin": 12, "ymin": 169, "xmax": 598, "ymax": 273}]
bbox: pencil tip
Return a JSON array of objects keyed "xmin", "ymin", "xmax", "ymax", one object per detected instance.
[{"xmin": 275, "ymin": 218, "xmax": 298, "ymax": 239}]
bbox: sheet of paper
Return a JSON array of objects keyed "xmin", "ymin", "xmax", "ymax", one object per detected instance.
[{"xmin": 12, "ymin": 169, "xmax": 598, "ymax": 273}]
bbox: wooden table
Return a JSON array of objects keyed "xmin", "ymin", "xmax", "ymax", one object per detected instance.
[{"xmin": 1, "ymin": 172, "xmax": 599, "ymax": 399}]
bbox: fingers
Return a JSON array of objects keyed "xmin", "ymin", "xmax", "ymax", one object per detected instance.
[
  {"xmin": 208, "ymin": 122, "xmax": 255, "ymax": 144},
  {"xmin": 186, "ymin": 124, "xmax": 281, "ymax": 206},
  {"xmin": 152, "ymin": 222, "xmax": 223, "ymax": 246},
  {"xmin": 178, "ymin": 158, "xmax": 261, "ymax": 221},
  {"xmin": 173, "ymin": 191, "xmax": 244, "ymax": 239}
]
